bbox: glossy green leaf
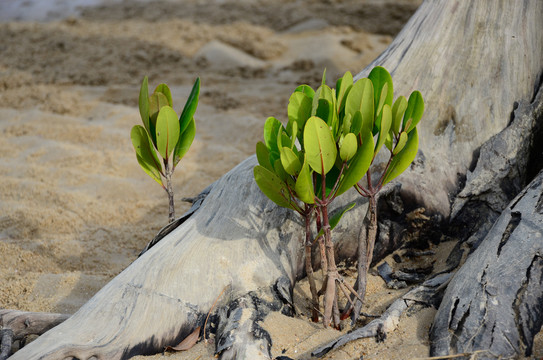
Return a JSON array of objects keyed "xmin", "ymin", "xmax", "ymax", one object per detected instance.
[
  {"xmin": 391, "ymin": 96, "xmax": 408, "ymax": 135},
  {"xmin": 382, "ymin": 128, "xmax": 419, "ymax": 185},
  {"xmin": 374, "ymin": 104, "xmax": 392, "ymax": 155},
  {"xmin": 156, "ymin": 106, "xmax": 180, "ymax": 160},
  {"xmin": 393, "ymin": 131, "xmax": 408, "ymax": 155},
  {"xmin": 154, "ymin": 83, "xmax": 173, "ymax": 107},
  {"xmin": 342, "ymin": 113, "xmax": 352, "ymax": 134},
  {"xmin": 294, "ymin": 84, "xmax": 315, "ymax": 100},
  {"xmin": 345, "ymin": 78, "xmax": 374, "ymax": 131},
  {"xmin": 273, "ymin": 158, "xmax": 289, "ymax": 182},
  {"xmin": 280, "ymin": 146, "xmax": 302, "ymax": 176},
  {"xmin": 264, "ymin": 117, "xmax": 283, "ymax": 152},
  {"xmin": 139, "ymin": 76, "xmax": 150, "ymax": 134},
  {"xmin": 336, "ymin": 71, "xmax": 353, "ymax": 113},
  {"xmin": 335, "ymin": 128, "xmax": 374, "ymax": 196},
  {"xmin": 295, "ymin": 156, "xmax": 315, "ymax": 204},
  {"xmin": 304, "ymin": 116, "xmax": 337, "ymax": 175},
  {"xmin": 350, "ymin": 111, "xmax": 363, "ymax": 135},
  {"xmin": 316, "ymin": 98, "xmax": 333, "ymax": 126},
  {"xmin": 385, "ymin": 132, "xmax": 393, "ymax": 151},
  {"xmin": 340, "ymin": 133, "xmax": 357, "ymax": 161},
  {"xmin": 256, "ymin": 141, "xmax": 273, "ymax": 171},
  {"xmin": 368, "ymin": 66, "xmax": 393, "ymax": 111},
  {"xmin": 179, "ymin": 78, "xmax": 200, "ymax": 135},
  {"xmin": 375, "ymin": 83, "xmax": 389, "ymax": 118},
  {"xmin": 254, "ymin": 165, "xmax": 295, "ymax": 210},
  {"xmin": 288, "ymin": 91, "xmax": 312, "ymax": 139},
  {"xmin": 131, "ymin": 125, "xmax": 163, "ymax": 185},
  {"xmin": 149, "ymin": 91, "xmax": 170, "ymax": 139},
  {"xmin": 403, "ymin": 91, "xmax": 424, "ymax": 133},
  {"xmin": 173, "ymin": 117, "xmax": 195, "ymax": 167}
]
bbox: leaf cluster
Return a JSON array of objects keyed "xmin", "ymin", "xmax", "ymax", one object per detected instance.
[
  {"xmin": 254, "ymin": 67, "xmax": 424, "ymax": 214},
  {"xmin": 131, "ymin": 76, "xmax": 200, "ymax": 187}
]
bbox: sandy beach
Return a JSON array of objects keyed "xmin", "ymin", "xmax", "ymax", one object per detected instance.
[{"xmin": 6, "ymin": 1, "xmax": 538, "ymax": 359}]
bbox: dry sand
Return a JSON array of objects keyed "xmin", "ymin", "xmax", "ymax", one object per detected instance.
[{"xmin": 5, "ymin": 1, "xmax": 538, "ymax": 359}]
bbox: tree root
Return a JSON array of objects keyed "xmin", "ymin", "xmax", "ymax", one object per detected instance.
[
  {"xmin": 0, "ymin": 310, "xmax": 70, "ymax": 360},
  {"xmin": 312, "ymin": 272, "xmax": 452, "ymax": 358}
]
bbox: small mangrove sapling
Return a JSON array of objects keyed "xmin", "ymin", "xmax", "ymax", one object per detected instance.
[{"xmin": 131, "ymin": 76, "xmax": 200, "ymax": 223}]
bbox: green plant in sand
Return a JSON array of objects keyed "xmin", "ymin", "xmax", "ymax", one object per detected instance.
[
  {"xmin": 131, "ymin": 76, "xmax": 200, "ymax": 224},
  {"xmin": 254, "ymin": 67, "xmax": 423, "ymax": 328}
]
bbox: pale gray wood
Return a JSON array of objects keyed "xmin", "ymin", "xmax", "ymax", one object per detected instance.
[
  {"xmin": 431, "ymin": 169, "xmax": 543, "ymax": 358},
  {"xmin": 7, "ymin": 0, "xmax": 543, "ymax": 359}
]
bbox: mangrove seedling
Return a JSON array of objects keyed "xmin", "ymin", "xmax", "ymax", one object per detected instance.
[{"xmin": 131, "ymin": 76, "xmax": 200, "ymax": 223}]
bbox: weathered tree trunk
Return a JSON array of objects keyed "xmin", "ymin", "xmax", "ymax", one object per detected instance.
[
  {"xmin": 431, "ymin": 169, "xmax": 543, "ymax": 358},
  {"xmin": 3, "ymin": 0, "xmax": 543, "ymax": 359}
]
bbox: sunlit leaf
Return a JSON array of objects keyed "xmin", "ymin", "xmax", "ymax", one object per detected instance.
[
  {"xmin": 368, "ymin": 66, "xmax": 393, "ymax": 112},
  {"xmin": 335, "ymin": 128, "xmax": 373, "ymax": 196},
  {"xmin": 374, "ymin": 104, "xmax": 392, "ymax": 155},
  {"xmin": 131, "ymin": 125, "xmax": 163, "ymax": 185},
  {"xmin": 280, "ymin": 146, "xmax": 302, "ymax": 176},
  {"xmin": 139, "ymin": 76, "xmax": 150, "ymax": 134},
  {"xmin": 154, "ymin": 83, "xmax": 173, "ymax": 107},
  {"xmin": 403, "ymin": 91, "xmax": 424, "ymax": 133},
  {"xmin": 350, "ymin": 111, "xmax": 363, "ymax": 136},
  {"xmin": 345, "ymin": 78, "xmax": 374, "ymax": 131},
  {"xmin": 336, "ymin": 71, "xmax": 353, "ymax": 113},
  {"xmin": 382, "ymin": 128, "xmax": 419, "ymax": 185},
  {"xmin": 179, "ymin": 78, "xmax": 200, "ymax": 135},
  {"xmin": 304, "ymin": 116, "xmax": 337, "ymax": 175},
  {"xmin": 294, "ymin": 84, "xmax": 315, "ymax": 100},
  {"xmin": 375, "ymin": 83, "xmax": 388, "ymax": 118},
  {"xmin": 288, "ymin": 91, "xmax": 312, "ymax": 141},
  {"xmin": 156, "ymin": 106, "xmax": 180, "ymax": 160},
  {"xmin": 149, "ymin": 91, "xmax": 170, "ymax": 144},
  {"xmin": 391, "ymin": 96, "xmax": 408, "ymax": 135},
  {"xmin": 173, "ymin": 118, "xmax": 195, "ymax": 167},
  {"xmin": 340, "ymin": 133, "xmax": 357, "ymax": 161},
  {"xmin": 264, "ymin": 117, "xmax": 283, "ymax": 152},
  {"xmin": 295, "ymin": 156, "xmax": 315, "ymax": 204},
  {"xmin": 254, "ymin": 165, "xmax": 295, "ymax": 210},
  {"xmin": 256, "ymin": 141, "xmax": 273, "ymax": 171},
  {"xmin": 393, "ymin": 131, "xmax": 408, "ymax": 155}
]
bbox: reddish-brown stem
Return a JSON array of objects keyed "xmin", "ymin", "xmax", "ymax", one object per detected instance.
[
  {"xmin": 164, "ymin": 161, "xmax": 175, "ymax": 223},
  {"xmin": 304, "ymin": 206, "xmax": 320, "ymax": 323}
]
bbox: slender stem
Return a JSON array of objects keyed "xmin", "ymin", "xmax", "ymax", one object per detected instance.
[
  {"xmin": 164, "ymin": 161, "xmax": 175, "ymax": 223},
  {"xmin": 329, "ymin": 162, "xmax": 347, "ymax": 201},
  {"xmin": 304, "ymin": 208, "xmax": 320, "ymax": 323}
]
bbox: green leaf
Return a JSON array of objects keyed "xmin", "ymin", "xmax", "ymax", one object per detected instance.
[
  {"xmin": 295, "ymin": 156, "xmax": 315, "ymax": 204},
  {"xmin": 340, "ymin": 133, "xmax": 357, "ymax": 161},
  {"xmin": 335, "ymin": 128, "xmax": 374, "ymax": 196},
  {"xmin": 345, "ymin": 78, "xmax": 374, "ymax": 131},
  {"xmin": 256, "ymin": 141, "xmax": 273, "ymax": 171},
  {"xmin": 254, "ymin": 165, "xmax": 295, "ymax": 210},
  {"xmin": 280, "ymin": 146, "xmax": 302, "ymax": 176},
  {"xmin": 173, "ymin": 117, "xmax": 195, "ymax": 167},
  {"xmin": 382, "ymin": 128, "xmax": 419, "ymax": 185},
  {"xmin": 368, "ymin": 66, "xmax": 393, "ymax": 112},
  {"xmin": 179, "ymin": 78, "xmax": 200, "ymax": 135},
  {"xmin": 156, "ymin": 106, "xmax": 180, "ymax": 160},
  {"xmin": 391, "ymin": 96, "xmax": 408, "ymax": 135},
  {"xmin": 264, "ymin": 117, "xmax": 283, "ymax": 152},
  {"xmin": 294, "ymin": 84, "xmax": 315, "ymax": 100},
  {"xmin": 403, "ymin": 91, "xmax": 424, "ymax": 133},
  {"xmin": 154, "ymin": 83, "xmax": 173, "ymax": 107},
  {"xmin": 385, "ymin": 132, "xmax": 393, "ymax": 151},
  {"xmin": 350, "ymin": 111, "xmax": 363, "ymax": 135},
  {"xmin": 393, "ymin": 131, "xmax": 408, "ymax": 155},
  {"xmin": 317, "ymin": 202, "xmax": 356, "ymax": 238},
  {"xmin": 374, "ymin": 104, "xmax": 392, "ymax": 155},
  {"xmin": 375, "ymin": 83, "xmax": 389, "ymax": 118},
  {"xmin": 288, "ymin": 91, "xmax": 312, "ymax": 140},
  {"xmin": 131, "ymin": 125, "xmax": 163, "ymax": 185},
  {"xmin": 139, "ymin": 76, "xmax": 151, "ymax": 134},
  {"xmin": 336, "ymin": 71, "xmax": 353, "ymax": 113},
  {"xmin": 303, "ymin": 116, "xmax": 337, "ymax": 175},
  {"xmin": 149, "ymin": 91, "xmax": 170, "ymax": 143},
  {"xmin": 316, "ymin": 98, "xmax": 333, "ymax": 126}
]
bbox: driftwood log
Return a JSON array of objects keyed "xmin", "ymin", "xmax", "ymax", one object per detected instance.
[{"xmin": 2, "ymin": 0, "xmax": 543, "ymax": 359}]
